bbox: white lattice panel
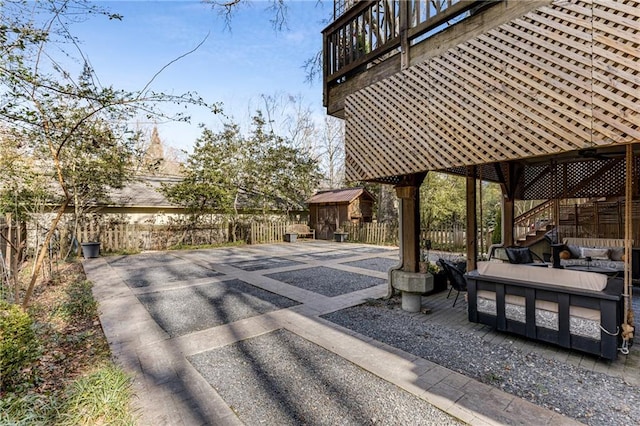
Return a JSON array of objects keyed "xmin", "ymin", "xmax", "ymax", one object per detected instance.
[{"xmin": 344, "ymin": 0, "xmax": 640, "ymax": 182}]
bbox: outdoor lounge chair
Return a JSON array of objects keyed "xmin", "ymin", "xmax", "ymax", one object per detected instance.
[
  {"xmin": 440, "ymin": 259, "xmax": 467, "ymax": 307},
  {"xmin": 504, "ymin": 247, "xmax": 546, "ymax": 265}
]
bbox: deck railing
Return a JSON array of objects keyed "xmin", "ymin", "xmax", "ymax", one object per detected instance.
[
  {"xmin": 323, "ymin": 0, "xmax": 499, "ymax": 94},
  {"xmin": 513, "ymin": 200, "xmax": 556, "ymax": 242}
]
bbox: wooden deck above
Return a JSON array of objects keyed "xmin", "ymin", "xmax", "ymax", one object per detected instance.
[
  {"xmin": 324, "ymin": 0, "xmax": 640, "ymax": 184},
  {"xmin": 323, "ymin": 0, "xmax": 548, "ymax": 118}
]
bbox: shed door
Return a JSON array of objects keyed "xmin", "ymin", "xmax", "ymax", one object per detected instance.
[{"xmin": 315, "ymin": 206, "xmax": 337, "ymax": 240}]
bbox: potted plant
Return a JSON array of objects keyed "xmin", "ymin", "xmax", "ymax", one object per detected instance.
[{"xmin": 430, "ymin": 261, "xmax": 448, "ymax": 292}]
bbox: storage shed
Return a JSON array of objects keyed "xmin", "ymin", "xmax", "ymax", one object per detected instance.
[{"xmin": 307, "ymin": 188, "xmax": 375, "ymax": 240}]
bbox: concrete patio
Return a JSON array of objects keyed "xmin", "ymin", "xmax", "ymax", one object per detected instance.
[{"xmin": 84, "ymin": 241, "xmax": 639, "ymax": 425}]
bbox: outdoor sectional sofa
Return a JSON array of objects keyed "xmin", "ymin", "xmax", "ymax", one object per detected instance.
[
  {"xmin": 467, "ymin": 262, "xmax": 624, "ymax": 360},
  {"xmin": 559, "ymin": 238, "xmax": 630, "ymax": 270},
  {"xmin": 555, "ymin": 237, "xmax": 640, "ymax": 282}
]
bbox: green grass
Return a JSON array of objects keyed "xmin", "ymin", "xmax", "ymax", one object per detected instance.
[
  {"xmin": 169, "ymin": 240, "xmax": 246, "ymax": 251},
  {"xmin": 0, "ymin": 392, "xmax": 59, "ymax": 426},
  {"xmin": 0, "ymin": 363, "xmax": 136, "ymax": 426},
  {"xmin": 57, "ymin": 364, "xmax": 136, "ymax": 426},
  {"xmin": 102, "ymin": 249, "xmax": 142, "ymax": 256}
]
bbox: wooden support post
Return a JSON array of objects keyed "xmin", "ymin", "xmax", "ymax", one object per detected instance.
[
  {"xmin": 399, "ymin": 0, "xmax": 410, "ymax": 70},
  {"xmin": 553, "ymin": 198, "xmax": 560, "ymax": 240},
  {"xmin": 395, "ymin": 173, "xmax": 426, "ymax": 273},
  {"xmin": 467, "ymin": 167, "xmax": 478, "ymax": 271},
  {"xmin": 623, "ymin": 143, "xmax": 635, "ymax": 344},
  {"xmin": 498, "ymin": 161, "xmax": 518, "ymax": 249},
  {"xmin": 503, "ymin": 196, "xmax": 515, "ymax": 247}
]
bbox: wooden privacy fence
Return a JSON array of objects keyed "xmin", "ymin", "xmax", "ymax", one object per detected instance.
[
  {"xmin": 558, "ymin": 200, "xmax": 640, "ymax": 243},
  {"xmin": 70, "ymin": 222, "xmax": 233, "ymax": 253},
  {"xmin": 421, "ymin": 223, "xmax": 493, "ymax": 254},
  {"xmin": 421, "ymin": 223, "xmax": 466, "ymax": 251},
  {"xmin": 343, "ymin": 222, "xmax": 397, "ymax": 246},
  {"xmin": 249, "ymin": 221, "xmax": 289, "ymax": 244},
  {"xmin": 28, "ymin": 219, "xmax": 496, "ymax": 255},
  {"xmin": 249, "ymin": 220, "xmax": 481, "ymax": 248}
]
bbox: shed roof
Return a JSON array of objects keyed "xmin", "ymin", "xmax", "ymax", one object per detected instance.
[{"xmin": 307, "ymin": 188, "xmax": 374, "ymax": 204}]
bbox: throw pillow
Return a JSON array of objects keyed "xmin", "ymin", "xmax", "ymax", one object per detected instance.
[
  {"xmin": 610, "ymin": 247, "xmax": 624, "ymax": 261},
  {"xmin": 559, "ymin": 250, "xmax": 571, "ymax": 260},
  {"xmin": 567, "ymin": 245, "xmax": 581, "ymax": 258},
  {"xmin": 581, "ymin": 247, "xmax": 610, "ymax": 260}
]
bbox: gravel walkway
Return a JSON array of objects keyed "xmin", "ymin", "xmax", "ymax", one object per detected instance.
[
  {"xmin": 323, "ymin": 297, "xmax": 640, "ymax": 426},
  {"xmin": 341, "ymin": 257, "xmax": 399, "ymax": 272},
  {"xmin": 189, "ymin": 329, "xmax": 463, "ymax": 426}
]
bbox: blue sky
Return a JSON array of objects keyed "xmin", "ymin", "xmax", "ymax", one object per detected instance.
[{"xmin": 69, "ymin": 1, "xmax": 331, "ymax": 152}]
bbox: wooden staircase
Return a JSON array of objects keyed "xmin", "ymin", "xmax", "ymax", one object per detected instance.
[
  {"xmin": 516, "ymin": 224, "xmax": 555, "ymax": 247},
  {"xmin": 514, "ymin": 200, "xmax": 555, "ymax": 247}
]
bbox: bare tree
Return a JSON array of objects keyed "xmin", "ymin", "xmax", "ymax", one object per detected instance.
[
  {"xmin": 203, "ymin": 0, "xmax": 289, "ymax": 31},
  {"xmin": 317, "ymin": 116, "xmax": 345, "ymax": 189},
  {"xmin": 249, "ymin": 92, "xmax": 319, "ymax": 153}
]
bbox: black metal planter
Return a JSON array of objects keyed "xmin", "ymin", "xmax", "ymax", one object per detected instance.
[{"xmin": 81, "ymin": 242, "xmax": 101, "ymax": 259}]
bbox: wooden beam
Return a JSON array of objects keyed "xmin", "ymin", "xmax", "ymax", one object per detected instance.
[{"xmin": 466, "ymin": 166, "xmax": 478, "ymax": 270}]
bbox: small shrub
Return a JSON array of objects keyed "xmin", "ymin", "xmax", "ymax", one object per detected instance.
[{"xmin": 0, "ymin": 301, "xmax": 41, "ymax": 391}]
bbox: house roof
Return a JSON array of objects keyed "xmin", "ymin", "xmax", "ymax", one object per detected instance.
[
  {"xmin": 107, "ymin": 176, "xmax": 307, "ymax": 212},
  {"xmin": 107, "ymin": 175, "xmax": 180, "ymax": 208},
  {"xmin": 307, "ymin": 187, "xmax": 374, "ymax": 204}
]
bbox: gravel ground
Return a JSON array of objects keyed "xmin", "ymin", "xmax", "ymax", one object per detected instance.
[
  {"xmin": 304, "ymin": 250, "xmax": 359, "ymax": 261},
  {"xmin": 136, "ymin": 279, "xmax": 299, "ymax": 337},
  {"xmin": 229, "ymin": 257, "xmax": 303, "ymax": 271},
  {"xmin": 266, "ymin": 266, "xmax": 386, "ymax": 297},
  {"xmin": 341, "ymin": 257, "xmax": 399, "ymax": 273},
  {"xmin": 323, "ymin": 297, "xmax": 640, "ymax": 426},
  {"xmin": 189, "ymin": 329, "xmax": 463, "ymax": 426}
]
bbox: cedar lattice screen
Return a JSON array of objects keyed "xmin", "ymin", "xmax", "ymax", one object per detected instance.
[{"xmin": 344, "ymin": 0, "xmax": 640, "ymax": 183}]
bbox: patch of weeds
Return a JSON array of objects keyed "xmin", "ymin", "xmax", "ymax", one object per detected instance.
[
  {"xmin": 362, "ymin": 298, "xmax": 383, "ymax": 307},
  {"xmin": 483, "ymin": 372, "xmax": 504, "ymax": 384},
  {"xmin": 58, "ymin": 280, "xmax": 97, "ymax": 320},
  {"xmin": 63, "ymin": 329, "xmax": 95, "ymax": 346},
  {"xmin": 534, "ymin": 382, "xmax": 549, "ymax": 395}
]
